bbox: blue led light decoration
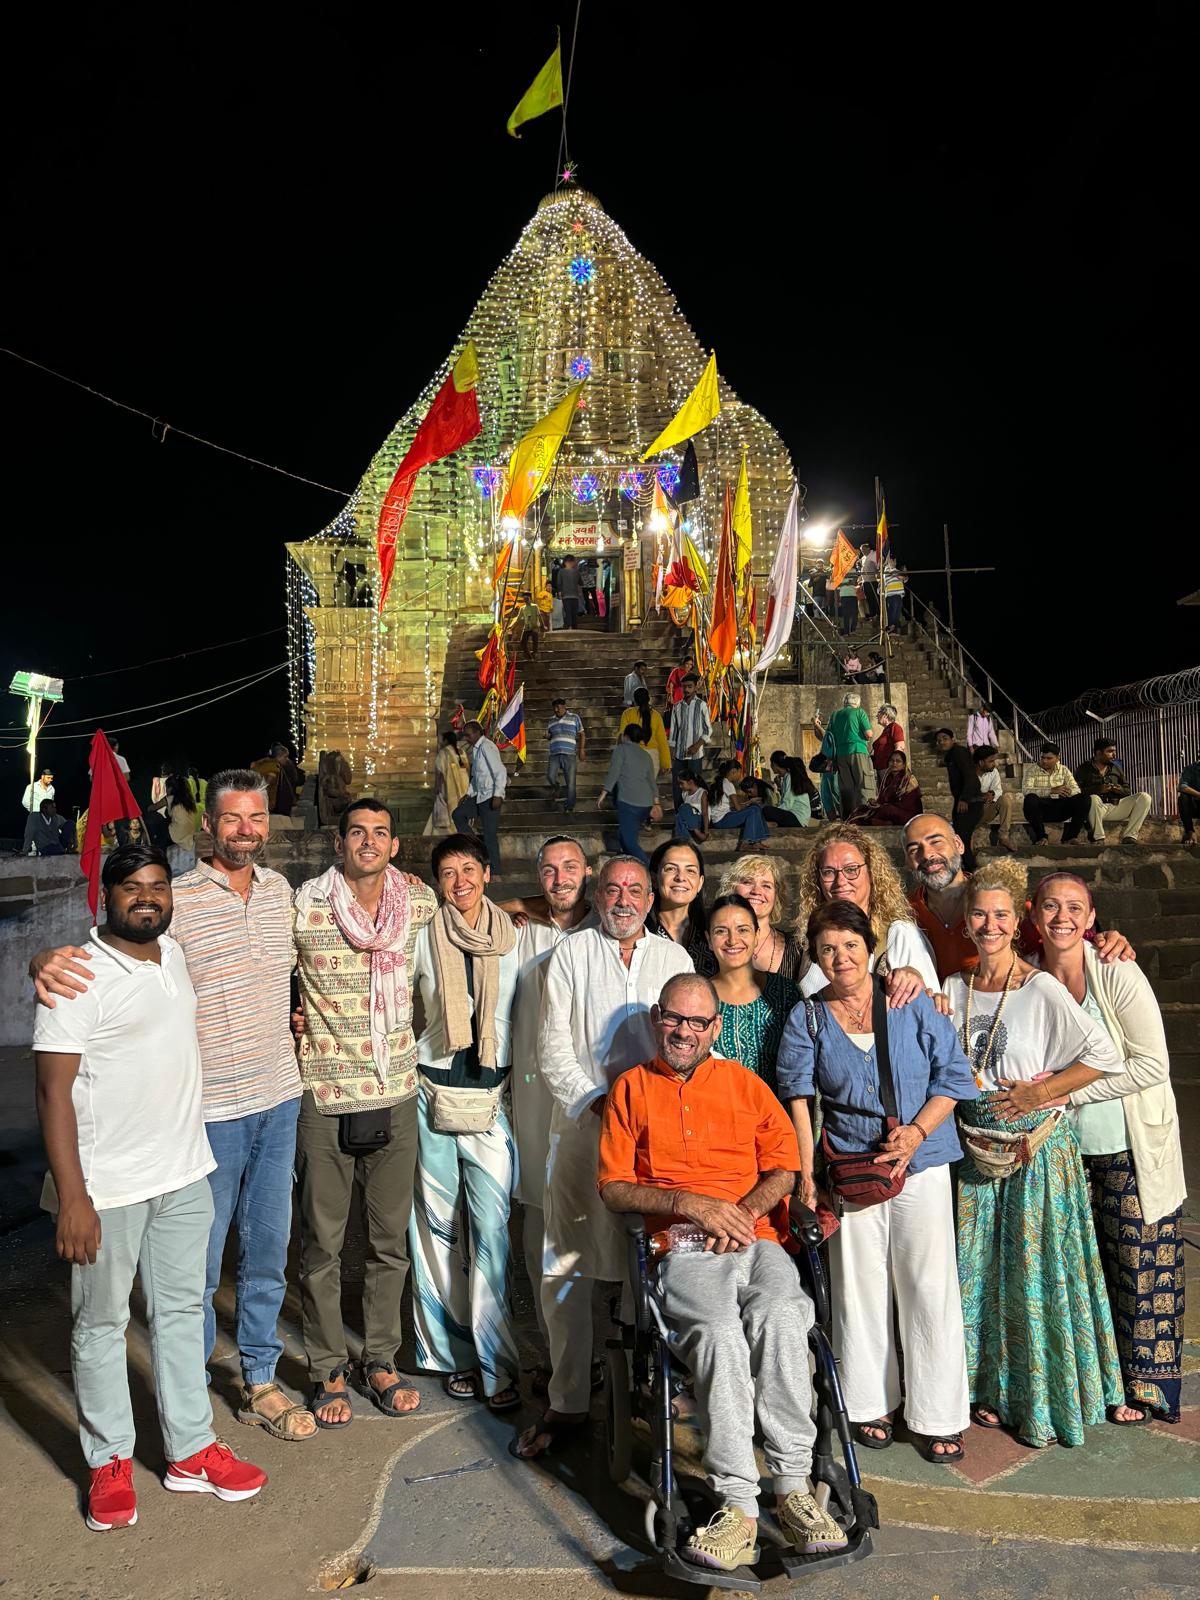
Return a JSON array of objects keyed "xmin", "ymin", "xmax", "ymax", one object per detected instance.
[
  {"xmin": 472, "ymin": 467, "xmax": 502, "ymax": 497},
  {"xmin": 571, "ymin": 354, "xmax": 592, "ymax": 380},
  {"xmin": 572, "ymin": 473, "xmax": 600, "ymax": 504},
  {"xmin": 618, "ymin": 470, "xmax": 645, "ymax": 500},
  {"xmin": 568, "ymin": 256, "xmax": 596, "ymax": 285},
  {"xmin": 657, "ymin": 463, "xmax": 681, "ymax": 495}
]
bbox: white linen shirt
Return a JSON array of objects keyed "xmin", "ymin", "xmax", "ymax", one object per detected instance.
[
  {"xmin": 801, "ymin": 918, "xmax": 938, "ymax": 998},
  {"xmin": 538, "ymin": 925, "xmax": 695, "ymax": 1120},
  {"xmin": 32, "ymin": 930, "xmax": 215, "ymax": 1211},
  {"xmin": 410, "ymin": 920, "xmax": 520, "ymax": 1074}
]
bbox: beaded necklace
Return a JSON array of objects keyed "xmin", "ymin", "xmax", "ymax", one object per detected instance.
[{"xmin": 963, "ymin": 958, "xmax": 1018, "ymax": 1089}]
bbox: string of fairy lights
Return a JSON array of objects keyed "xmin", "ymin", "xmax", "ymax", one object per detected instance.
[{"xmin": 284, "ymin": 185, "xmax": 797, "ymax": 787}]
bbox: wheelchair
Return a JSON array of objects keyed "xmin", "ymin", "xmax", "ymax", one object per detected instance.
[{"xmin": 603, "ymin": 1200, "xmax": 878, "ymax": 1590}]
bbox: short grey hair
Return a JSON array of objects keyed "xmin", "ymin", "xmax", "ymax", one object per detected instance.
[
  {"xmin": 879, "ymin": 702, "xmax": 897, "ymax": 720},
  {"xmin": 597, "ymin": 854, "xmax": 651, "ymax": 887},
  {"xmin": 206, "ymin": 767, "xmax": 269, "ymax": 816},
  {"xmin": 843, "ymin": 690, "xmax": 862, "ymax": 708}
]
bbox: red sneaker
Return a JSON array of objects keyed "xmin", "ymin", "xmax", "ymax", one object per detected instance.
[
  {"xmin": 87, "ymin": 1455, "xmax": 137, "ymax": 1531},
  {"xmin": 164, "ymin": 1440, "xmax": 267, "ymax": 1502}
]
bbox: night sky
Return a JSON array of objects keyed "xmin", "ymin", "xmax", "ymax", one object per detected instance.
[{"xmin": 3, "ymin": 4, "xmax": 1191, "ymax": 826}]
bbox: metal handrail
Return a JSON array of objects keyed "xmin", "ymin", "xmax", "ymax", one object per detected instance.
[{"xmin": 904, "ymin": 589, "xmax": 1050, "ymax": 761}]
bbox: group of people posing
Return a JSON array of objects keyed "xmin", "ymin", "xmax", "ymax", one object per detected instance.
[{"xmin": 30, "ymin": 777, "xmax": 1186, "ymax": 1569}]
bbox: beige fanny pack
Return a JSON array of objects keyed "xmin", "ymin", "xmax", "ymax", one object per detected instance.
[
  {"xmin": 420, "ymin": 1074, "xmax": 504, "ymax": 1135},
  {"xmin": 963, "ymin": 1110, "xmax": 1061, "ymax": 1180}
]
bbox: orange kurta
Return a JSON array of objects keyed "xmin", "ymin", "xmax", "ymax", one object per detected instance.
[{"xmin": 598, "ymin": 1053, "xmax": 800, "ymax": 1244}]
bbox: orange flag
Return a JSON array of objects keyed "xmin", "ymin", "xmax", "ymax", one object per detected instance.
[
  {"xmin": 707, "ymin": 481, "xmax": 738, "ymax": 669},
  {"xmin": 829, "ymin": 528, "xmax": 858, "ymax": 591}
]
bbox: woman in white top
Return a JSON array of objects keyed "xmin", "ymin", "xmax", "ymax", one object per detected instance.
[
  {"xmin": 795, "ymin": 822, "xmax": 937, "ymax": 1002},
  {"xmin": 154, "ymin": 773, "xmax": 198, "ymax": 876},
  {"xmin": 1030, "ymin": 872, "xmax": 1186, "ymax": 1425},
  {"xmin": 941, "ymin": 861, "xmax": 1124, "ymax": 1448}
]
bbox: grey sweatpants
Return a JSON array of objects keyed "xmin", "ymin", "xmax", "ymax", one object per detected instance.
[{"xmin": 658, "ymin": 1240, "xmax": 816, "ymax": 1515}]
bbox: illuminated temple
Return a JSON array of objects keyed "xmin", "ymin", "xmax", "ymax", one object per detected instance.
[{"xmin": 285, "ymin": 186, "xmax": 795, "ymax": 807}]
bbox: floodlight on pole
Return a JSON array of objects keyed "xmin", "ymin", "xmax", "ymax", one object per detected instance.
[{"xmin": 8, "ymin": 670, "xmax": 64, "ymax": 803}]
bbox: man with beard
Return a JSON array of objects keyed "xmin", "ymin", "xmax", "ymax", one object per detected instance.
[
  {"xmin": 500, "ymin": 836, "xmax": 594, "ymax": 1373},
  {"xmin": 511, "ymin": 855, "xmax": 692, "ymax": 1460},
  {"xmin": 903, "ymin": 812, "xmax": 1135, "ymax": 980},
  {"xmin": 598, "ymin": 973, "xmax": 847, "ymax": 1571},
  {"xmin": 34, "ymin": 845, "xmax": 267, "ymax": 1532},
  {"xmin": 291, "ymin": 798, "xmax": 437, "ymax": 1426},
  {"xmin": 31, "ymin": 770, "xmax": 316, "ymax": 1443}
]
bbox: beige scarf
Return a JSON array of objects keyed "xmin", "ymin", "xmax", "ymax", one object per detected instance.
[{"xmin": 429, "ymin": 897, "xmax": 516, "ymax": 1070}]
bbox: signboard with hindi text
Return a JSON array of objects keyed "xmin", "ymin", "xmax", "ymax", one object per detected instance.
[{"xmin": 551, "ymin": 522, "xmax": 620, "ymax": 552}]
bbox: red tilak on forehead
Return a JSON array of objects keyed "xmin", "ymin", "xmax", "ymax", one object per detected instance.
[{"xmin": 1033, "ymin": 871, "xmax": 1093, "ymax": 909}]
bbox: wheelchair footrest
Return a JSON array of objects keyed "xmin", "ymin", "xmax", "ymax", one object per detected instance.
[
  {"xmin": 851, "ymin": 1485, "xmax": 880, "ymax": 1530},
  {"xmin": 661, "ymin": 1549, "xmax": 763, "ymax": 1591},
  {"xmin": 778, "ymin": 1525, "xmax": 873, "ymax": 1579}
]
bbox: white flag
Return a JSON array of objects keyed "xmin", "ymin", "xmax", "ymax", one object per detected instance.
[{"xmin": 752, "ymin": 485, "xmax": 801, "ymax": 679}]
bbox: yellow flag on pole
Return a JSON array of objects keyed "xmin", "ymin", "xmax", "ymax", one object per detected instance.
[
  {"xmin": 507, "ymin": 41, "xmax": 564, "ymax": 138},
  {"xmin": 640, "ymin": 352, "xmax": 721, "ymax": 461},
  {"xmin": 732, "ymin": 449, "xmax": 752, "ymax": 587},
  {"xmin": 499, "ymin": 384, "xmax": 585, "ymax": 520},
  {"xmin": 683, "ymin": 533, "xmax": 709, "ymax": 595}
]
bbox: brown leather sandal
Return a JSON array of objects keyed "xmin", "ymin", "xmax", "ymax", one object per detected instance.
[{"xmin": 237, "ymin": 1381, "xmax": 318, "ymax": 1441}]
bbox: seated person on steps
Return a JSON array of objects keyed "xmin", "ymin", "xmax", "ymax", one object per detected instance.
[{"xmin": 597, "ymin": 973, "xmax": 847, "ymax": 1575}]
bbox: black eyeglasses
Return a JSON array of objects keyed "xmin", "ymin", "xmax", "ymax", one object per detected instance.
[{"xmin": 660, "ymin": 1009, "xmax": 718, "ymax": 1032}]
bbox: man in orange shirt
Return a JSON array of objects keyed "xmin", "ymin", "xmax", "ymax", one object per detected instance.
[{"xmin": 598, "ymin": 973, "xmax": 846, "ymax": 1575}]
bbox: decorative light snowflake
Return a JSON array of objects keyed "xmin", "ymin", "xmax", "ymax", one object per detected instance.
[
  {"xmin": 657, "ymin": 463, "xmax": 681, "ymax": 494},
  {"xmin": 571, "ymin": 355, "xmax": 592, "ymax": 380},
  {"xmin": 618, "ymin": 470, "xmax": 645, "ymax": 500},
  {"xmin": 472, "ymin": 467, "xmax": 502, "ymax": 498},
  {"xmin": 572, "ymin": 473, "xmax": 600, "ymax": 503},
  {"xmin": 568, "ymin": 256, "xmax": 595, "ymax": 285}
]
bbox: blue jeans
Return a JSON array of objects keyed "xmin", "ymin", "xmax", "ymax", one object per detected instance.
[
  {"xmin": 616, "ymin": 800, "xmax": 651, "ymax": 863},
  {"xmin": 204, "ymin": 1096, "xmax": 300, "ymax": 1386},
  {"xmin": 453, "ymin": 794, "xmax": 502, "ymax": 876},
  {"xmin": 710, "ymin": 804, "xmax": 770, "ymax": 845},
  {"xmin": 886, "ymin": 592, "xmax": 903, "ymax": 628},
  {"xmin": 546, "ymin": 751, "xmax": 577, "ymax": 810}
]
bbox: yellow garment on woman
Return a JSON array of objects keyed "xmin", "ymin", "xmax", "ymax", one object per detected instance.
[{"xmin": 618, "ymin": 705, "xmax": 672, "ymax": 772}]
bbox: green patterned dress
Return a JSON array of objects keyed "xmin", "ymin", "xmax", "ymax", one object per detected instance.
[
  {"xmin": 945, "ymin": 973, "xmax": 1124, "ymax": 1447},
  {"xmin": 715, "ymin": 974, "xmax": 802, "ymax": 1095}
]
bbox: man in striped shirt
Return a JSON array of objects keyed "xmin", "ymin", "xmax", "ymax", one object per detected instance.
[
  {"xmin": 546, "ymin": 696, "xmax": 586, "ymax": 813},
  {"xmin": 668, "ymin": 674, "xmax": 713, "ymax": 815},
  {"xmin": 31, "ymin": 768, "xmax": 316, "ymax": 1443}
]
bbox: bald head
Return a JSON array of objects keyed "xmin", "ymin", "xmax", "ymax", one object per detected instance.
[{"xmin": 653, "ymin": 972, "xmax": 721, "ymax": 1076}]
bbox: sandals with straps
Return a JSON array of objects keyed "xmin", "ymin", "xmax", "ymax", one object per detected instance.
[
  {"xmin": 237, "ymin": 1381, "xmax": 317, "ymax": 1441},
  {"xmin": 917, "ymin": 1432, "xmax": 965, "ymax": 1464},
  {"xmin": 308, "ymin": 1368, "xmax": 354, "ymax": 1431},
  {"xmin": 852, "ymin": 1418, "xmax": 893, "ymax": 1450},
  {"xmin": 352, "ymin": 1360, "xmax": 421, "ymax": 1419}
]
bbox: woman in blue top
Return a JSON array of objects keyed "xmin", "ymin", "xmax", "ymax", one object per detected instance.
[{"xmin": 777, "ymin": 899, "xmax": 977, "ymax": 1465}]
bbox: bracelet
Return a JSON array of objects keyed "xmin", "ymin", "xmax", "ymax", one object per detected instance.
[{"xmin": 911, "ymin": 1121, "xmax": 929, "ymax": 1143}]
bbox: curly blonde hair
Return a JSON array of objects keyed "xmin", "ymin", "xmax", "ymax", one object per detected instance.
[
  {"xmin": 718, "ymin": 854, "xmax": 794, "ymax": 928},
  {"xmin": 964, "ymin": 857, "xmax": 1028, "ymax": 914},
  {"xmin": 795, "ymin": 821, "xmax": 916, "ymax": 948}
]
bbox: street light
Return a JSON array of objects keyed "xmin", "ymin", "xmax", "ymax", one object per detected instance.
[{"xmin": 8, "ymin": 670, "xmax": 64, "ymax": 804}]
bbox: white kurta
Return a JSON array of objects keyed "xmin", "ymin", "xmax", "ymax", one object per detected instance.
[
  {"xmin": 509, "ymin": 916, "xmax": 586, "ymax": 1207},
  {"xmin": 800, "ymin": 917, "xmax": 939, "ymax": 997},
  {"xmin": 538, "ymin": 926, "xmax": 694, "ymax": 1279}
]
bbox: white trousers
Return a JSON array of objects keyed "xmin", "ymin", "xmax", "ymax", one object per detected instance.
[
  {"xmin": 522, "ymin": 1202, "xmax": 548, "ymax": 1341},
  {"xmin": 1088, "ymin": 792, "xmax": 1151, "ymax": 841},
  {"xmin": 828, "ymin": 1162, "xmax": 969, "ymax": 1437},
  {"xmin": 539, "ymin": 1271, "xmax": 597, "ymax": 1413}
]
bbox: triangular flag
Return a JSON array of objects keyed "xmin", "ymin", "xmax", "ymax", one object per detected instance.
[
  {"xmin": 669, "ymin": 440, "xmax": 701, "ymax": 505},
  {"xmin": 80, "ymin": 731, "xmax": 143, "ymax": 918},
  {"xmin": 507, "ymin": 41, "xmax": 564, "ymax": 139},
  {"xmin": 754, "ymin": 485, "xmax": 801, "ymax": 679},
  {"xmin": 732, "ymin": 449, "xmax": 752, "ymax": 587},
  {"xmin": 829, "ymin": 529, "xmax": 858, "ymax": 591},
  {"xmin": 707, "ymin": 482, "xmax": 738, "ymax": 669},
  {"xmin": 499, "ymin": 384, "xmax": 585, "ymax": 521},
  {"xmin": 495, "ymin": 685, "xmax": 527, "ymax": 762},
  {"xmin": 640, "ymin": 352, "xmax": 721, "ymax": 461}
]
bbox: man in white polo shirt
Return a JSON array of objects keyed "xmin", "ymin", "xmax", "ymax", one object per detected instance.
[{"xmin": 34, "ymin": 844, "xmax": 267, "ymax": 1534}]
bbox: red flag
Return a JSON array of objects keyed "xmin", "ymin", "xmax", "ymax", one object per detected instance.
[
  {"xmin": 707, "ymin": 482, "xmax": 738, "ymax": 669},
  {"xmin": 449, "ymin": 702, "xmax": 466, "ymax": 732},
  {"xmin": 476, "ymin": 624, "xmax": 501, "ymax": 690},
  {"xmin": 80, "ymin": 730, "xmax": 142, "ymax": 919},
  {"xmin": 377, "ymin": 344, "xmax": 481, "ymax": 611}
]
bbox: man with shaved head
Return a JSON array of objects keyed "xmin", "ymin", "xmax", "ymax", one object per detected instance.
[
  {"xmin": 512, "ymin": 855, "xmax": 693, "ymax": 1460},
  {"xmin": 597, "ymin": 974, "xmax": 846, "ymax": 1571}
]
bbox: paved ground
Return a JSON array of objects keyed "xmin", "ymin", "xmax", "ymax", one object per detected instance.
[{"xmin": 1, "ymin": 1046, "xmax": 1197, "ymax": 1599}]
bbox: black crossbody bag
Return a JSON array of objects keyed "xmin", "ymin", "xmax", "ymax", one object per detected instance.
[{"xmin": 338, "ymin": 1106, "xmax": 392, "ymax": 1154}]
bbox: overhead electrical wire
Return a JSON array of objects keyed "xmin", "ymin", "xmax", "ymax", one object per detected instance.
[{"xmin": 0, "ymin": 664, "xmax": 287, "ymax": 746}]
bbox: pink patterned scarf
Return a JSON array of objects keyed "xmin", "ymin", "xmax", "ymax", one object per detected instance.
[{"xmin": 306, "ymin": 864, "xmax": 412, "ymax": 1081}]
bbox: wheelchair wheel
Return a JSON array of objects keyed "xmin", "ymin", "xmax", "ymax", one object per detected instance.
[{"xmin": 605, "ymin": 1348, "xmax": 633, "ymax": 1483}]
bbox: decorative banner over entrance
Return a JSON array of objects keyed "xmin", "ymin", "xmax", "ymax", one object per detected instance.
[{"xmin": 551, "ymin": 522, "xmax": 621, "ymax": 552}]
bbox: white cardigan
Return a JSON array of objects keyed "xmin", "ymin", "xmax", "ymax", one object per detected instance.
[{"xmin": 1066, "ymin": 944, "xmax": 1186, "ymax": 1222}]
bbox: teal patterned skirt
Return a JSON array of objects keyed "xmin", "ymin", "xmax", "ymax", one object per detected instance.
[{"xmin": 956, "ymin": 1096, "xmax": 1123, "ymax": 1447}]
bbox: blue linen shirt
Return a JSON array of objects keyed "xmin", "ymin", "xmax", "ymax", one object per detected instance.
[
  {"xmin": 775, "ymin": 989, "xmax": 976, "ymax": 1174},
  {"xmin": 467, "ymin": 735, "xmax": 507, "ymax": 802}
]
